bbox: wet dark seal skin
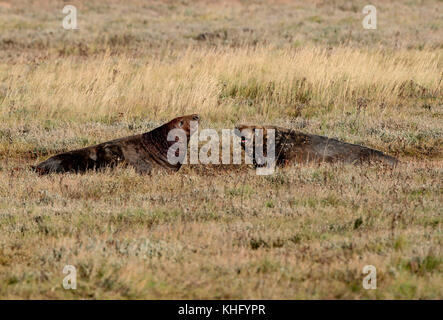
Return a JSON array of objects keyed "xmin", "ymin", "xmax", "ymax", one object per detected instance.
[
  {"xmin": 235, "ymin": 124, "xmax": 398, "ymax": 167},
  {"xmin": 34, "ymin": 114, "xmax": 199, "ymax": 175}
]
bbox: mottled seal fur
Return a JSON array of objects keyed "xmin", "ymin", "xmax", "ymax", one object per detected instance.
[
  {"xmin": 34, "ymin": 114, "xmax": 199, "ymax": 174},
  {"xmin": 235, "ymin": 124, "xmax": 398, "ymax": 167}
]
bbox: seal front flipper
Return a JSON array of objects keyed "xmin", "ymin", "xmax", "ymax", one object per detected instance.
[
  {"xmin": 120, "ymin": 143, "xmax": 153, "ymax": 174},
  {"xmin": 94, "ymin": 143, "xmax": 125, "ymax": 170},
  {"xmin": 125, "ymin": 158, "xmax": 152, "ymax": 174}
]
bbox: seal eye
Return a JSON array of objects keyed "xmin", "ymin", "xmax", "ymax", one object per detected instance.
[{"xmin": 179, "ymin": 121, "xmax": 184, "ymax": 127}]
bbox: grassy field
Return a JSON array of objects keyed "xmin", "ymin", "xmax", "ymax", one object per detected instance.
[{"xmin": 0, "ymin": 0, "xmax": 442, "ymax": 299}]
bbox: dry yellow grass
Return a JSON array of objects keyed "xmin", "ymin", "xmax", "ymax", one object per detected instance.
[
  {"xmin": 0, "ymin": 0, "xmax": 442, "ymax": 299},
  {"xmin": 2, "ymin": 47, "xmax": 441, "ymax": 122},
  {"xmin": 0, "ymin": 162, "xmax": 441, "ymax": 299}
]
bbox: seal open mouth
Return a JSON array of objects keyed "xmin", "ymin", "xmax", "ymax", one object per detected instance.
[{"xmin": 234, "ymin": 124, "xmax": 257, "ymax": 147}]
